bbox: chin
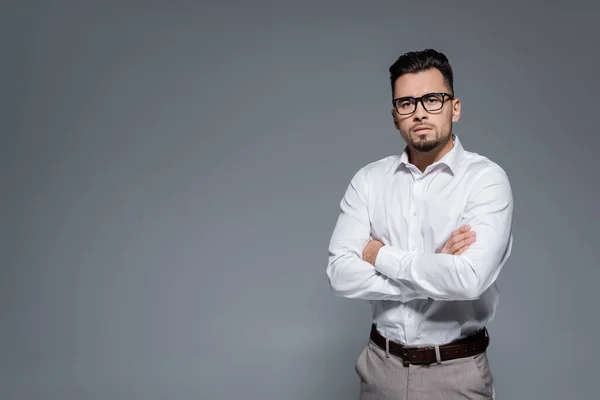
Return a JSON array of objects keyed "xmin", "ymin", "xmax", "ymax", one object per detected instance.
[
  {"xmin": 412, "ymin": 144, "xmax": 438, "ymax": 153},
  {"xmin": 411, "ymin": 138, "xmax": 443, "ymax": 152}
]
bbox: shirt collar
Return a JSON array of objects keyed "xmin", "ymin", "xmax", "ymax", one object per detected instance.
[{"xmin": 396, "ymin": 133, "xmax": 463, "ymax": 176}]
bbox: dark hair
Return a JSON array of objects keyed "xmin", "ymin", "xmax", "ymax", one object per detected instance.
[{"xmin": 389, "ymin": 49, "xmax": 454, "ymax": 97}]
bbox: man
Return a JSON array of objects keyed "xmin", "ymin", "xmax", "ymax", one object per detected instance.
[{"xmin": 326, "ymin": 49, "xmax": 513, "ymax": 400}]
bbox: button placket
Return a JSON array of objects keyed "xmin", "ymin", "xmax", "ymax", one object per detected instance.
[{"xmin": 409, "ymin": 178, "xmax": 423, "ymax": 253}]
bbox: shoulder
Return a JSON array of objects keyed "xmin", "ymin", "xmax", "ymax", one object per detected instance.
[
  {"xmin": 343, "ymin": 155, "xmax": 400, "ymax": 199},
  {"xmin": 460, "ymin": 148, "xmax": 511, "ymax": 185},
  {"xmin": 352, "ymin": 155, "xmax": 401, "ymax": 182},
  {"xmin": 459, "ymin": 150, "xmax": 513, "ymax": 206}
]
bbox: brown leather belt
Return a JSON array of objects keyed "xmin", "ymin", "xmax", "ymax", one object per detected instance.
[{"xmin": 369, "ymin": 324, "xmax": 489, "ymax": 366}]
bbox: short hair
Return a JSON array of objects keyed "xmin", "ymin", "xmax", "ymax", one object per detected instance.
[{"xmin": 389, "ymin": 49, "xmax": 454, "ymax": 97}]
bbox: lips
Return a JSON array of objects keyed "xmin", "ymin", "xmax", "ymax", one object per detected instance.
[{"xmin": 413, "ymin": 127, "xmax": 431, "ymax": 133}]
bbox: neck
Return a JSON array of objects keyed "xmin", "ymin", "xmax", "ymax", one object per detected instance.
[{"xmin": 408, "ymin": 135, "xmax": 454, "ymax": 173}]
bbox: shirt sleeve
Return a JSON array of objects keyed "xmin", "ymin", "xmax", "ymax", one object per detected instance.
[
  {"xmin": 326, "ymin": 167, "xmax": 429, "ymax": 302},
  {"xmin": 373, "ymin": 165, "xmax": 514, "ymax": 301}
]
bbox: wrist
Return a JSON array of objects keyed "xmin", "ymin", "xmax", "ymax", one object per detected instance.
[{"xmin": 363, "ymin": 240, "xmax": 385, "ymax": 265}]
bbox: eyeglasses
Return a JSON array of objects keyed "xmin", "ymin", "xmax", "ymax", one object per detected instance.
[{"xmin": 392, "ymin": 92, "xmax": 454, "ymax": 115}]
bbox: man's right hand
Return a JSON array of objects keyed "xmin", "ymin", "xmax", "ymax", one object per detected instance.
[{"xmin": 438, "ymin": 225, "xmax": 477, "ymax": 255}]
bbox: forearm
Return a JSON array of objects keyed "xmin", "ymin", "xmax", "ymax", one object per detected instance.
[
  {"xmin": 371, "ymin": 164, "xmax": 515, "ymax": 301},
  {"xmin": 373, "ymin": 239, "xmax": 512, "ymax": 301},
  {"xmin": 326, "ymin": 166, "xmax": 427, "ymax": 302},
  {"xmin": 327, "ymin": 241, "xmax": 427, "ymax": 301}
]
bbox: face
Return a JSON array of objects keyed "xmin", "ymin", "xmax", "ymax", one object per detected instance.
[{"xmin": 391, "ymin": 68, "xmax": 461, "ymax": 153}]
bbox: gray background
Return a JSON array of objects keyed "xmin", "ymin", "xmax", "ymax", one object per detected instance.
[{"xmin": 2, "ymin": 1, "xmax": 598, "ymax": 399}]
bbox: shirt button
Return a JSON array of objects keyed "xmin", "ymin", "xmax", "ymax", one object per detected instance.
[
  {"xmin": 411, "ymin": 245, "xmax": 416, "ymax": 251},
  {"xmin": 413, "ymin": 210, "xmax": 417, "ymax": 216}
]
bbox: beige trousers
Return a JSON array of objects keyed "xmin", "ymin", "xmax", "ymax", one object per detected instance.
[{"xmin": 355, "ymin": 339, "xmax": 496, "ymax": 400}]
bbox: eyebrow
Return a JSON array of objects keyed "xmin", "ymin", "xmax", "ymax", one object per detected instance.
[{"xmin": 393, "ymin": 92, "xmax": 450, "ymax": 100}]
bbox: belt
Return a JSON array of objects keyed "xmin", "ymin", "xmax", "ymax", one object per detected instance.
[{"xmin": 369, "ymin": 324, "xmax": 489, "ymax": 366}]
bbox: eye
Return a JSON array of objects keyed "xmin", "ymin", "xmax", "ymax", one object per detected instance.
[
  {"xmin": 398, "ymin": 99, "xmax": 414, "ymax": 109},
  {"xmin": 424, "ymin": 95, "xmax": 442, "ymax": 104}
]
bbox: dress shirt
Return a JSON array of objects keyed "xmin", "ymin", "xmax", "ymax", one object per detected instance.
[{"xmin": 326, "ymin": 134, "xmax": 514, "ymax": 345}]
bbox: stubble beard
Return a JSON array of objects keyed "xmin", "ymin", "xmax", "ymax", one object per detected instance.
[{"xmin": 404, "ymin": 127, "xmax": 452, "ymax": 153}]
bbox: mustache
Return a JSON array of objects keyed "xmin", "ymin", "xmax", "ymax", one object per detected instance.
[{"xmin": 411, "ymin": 123, "xmax": 435, "ymax": 132}]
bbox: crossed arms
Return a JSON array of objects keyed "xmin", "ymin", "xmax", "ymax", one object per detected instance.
[{"xmin": 325, "ymin": 165, "xmax": 514, "ymax": 302}]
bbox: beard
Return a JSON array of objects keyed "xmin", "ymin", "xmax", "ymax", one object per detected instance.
[{"xmin": 403, "ymin": 126, "xmax": 452, "ymax": 153}]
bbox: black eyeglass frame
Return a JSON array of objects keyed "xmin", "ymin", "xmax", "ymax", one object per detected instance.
[{"xmin": 392, "ymin": 92, "xmax": 455, "ymax": 115}]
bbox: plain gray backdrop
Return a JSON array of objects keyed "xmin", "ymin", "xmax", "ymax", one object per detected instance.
[{"xmin": 2, "ymin": 1, "xmax": 598, "ymax": 399}]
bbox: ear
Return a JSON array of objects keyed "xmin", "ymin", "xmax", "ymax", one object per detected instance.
[{"xmin": 451, "ymin": 98, "xmax": 461, "ymax": 122}]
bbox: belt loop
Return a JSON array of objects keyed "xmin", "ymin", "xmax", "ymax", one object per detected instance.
[
  {"xmin": 385, "ymin": 338, "xmax": 390, "ymax": 359},
  {"xmin": 434, "ymin": 345, "xmax": 441, "ymax": 364}
]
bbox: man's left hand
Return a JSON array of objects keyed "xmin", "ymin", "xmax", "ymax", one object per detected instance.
[{"xmin": 362, "ymin": 239, "xmax": 385, "ymax": 265}]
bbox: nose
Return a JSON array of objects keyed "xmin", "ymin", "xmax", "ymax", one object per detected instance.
[{"xmin": 413, "ymin": 100, "xmax": 428, "ymax": 121}]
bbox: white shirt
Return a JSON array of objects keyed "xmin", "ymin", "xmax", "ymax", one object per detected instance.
[{"xmin": 326, "ymin": 134, "xmax": 514, "ymax": 346}]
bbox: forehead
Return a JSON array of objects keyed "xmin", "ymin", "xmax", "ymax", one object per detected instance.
[{"xmin": 393, "ymin": 68, "xmax": 449, "ymax": 98}]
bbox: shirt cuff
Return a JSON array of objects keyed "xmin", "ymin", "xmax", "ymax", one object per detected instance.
[
  {"xmin": 360, "ymin": 238, "xmax": 371, "ymax": 254},
  {"xmin": 374, "ymin": 245, "xmax": 415, "ymax": 281}
]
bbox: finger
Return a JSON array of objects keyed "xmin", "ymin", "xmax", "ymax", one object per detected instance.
[
  {"xmin": 450, "ymin": 232, "xmax": 476, "ymax": 248},
  {"xmin": 452, "ymin": 236, "xmax": 476, "ymax": 252},
  {"xmin": 442, "ymin": 232, "xmax": 469, "ymax": 254},
  {"xmin": 452, "ymin": 232, "xmax": 470, "ymax": 243},
  {"xmin": 450, "ymin": 236, "xmax": 476, "ymax": 253},
  {"xmin": 454, "ymin": 245, "xmax": 469, "ymax": 255},
  {"xmin": 452, "ymin": 225, "xmax": 471, "ymax": 237}
]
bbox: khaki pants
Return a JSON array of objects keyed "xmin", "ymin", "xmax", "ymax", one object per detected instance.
[{"xmin": 355, "ymin": 340, "xmax": 496, "ymax": 400}]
